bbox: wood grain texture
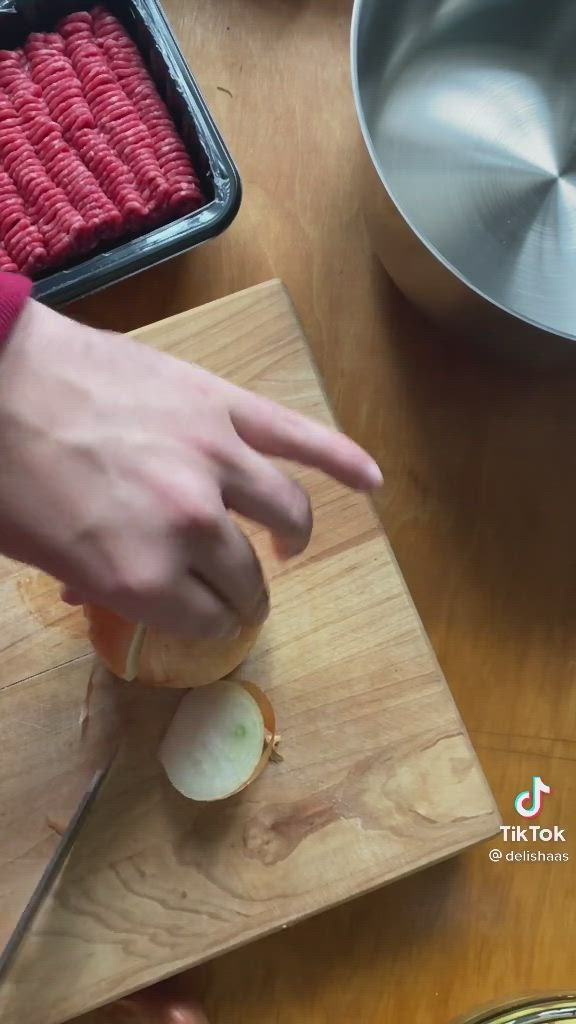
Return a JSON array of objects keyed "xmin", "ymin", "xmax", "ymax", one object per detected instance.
[
  {"xmin": 0, "ymin": 282, "xmax": 498, "ymax": 1024},
  {"xmin": 60, "ymin": 0, "xmax": 576, "ymax": 1021}
]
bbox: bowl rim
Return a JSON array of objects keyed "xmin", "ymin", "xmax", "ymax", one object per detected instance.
[{"xmin": 349, "ymin": 0, "xmax": 576, "ymax": 345}]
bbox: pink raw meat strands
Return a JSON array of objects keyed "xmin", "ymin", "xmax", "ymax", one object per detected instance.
[
  {"xmin": 0, "ymin": 166, "xmax": 47, "ymax": 273},
  {"xmin": 92, "ymin": 5, "xmax": 203, "ymax": 215},
  {"xmin": 59, "ymin": 13, "xmax": 171, "ymax": 209},
  {"xmin": 0, "ymin": 45, "xmax": 121, "ymax": 243},
  {"xmin": 0, "ymin": 7, "xmax": 205, "ymax": 274}
]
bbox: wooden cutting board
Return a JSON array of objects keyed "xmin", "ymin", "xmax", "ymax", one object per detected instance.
[{"xmin": 0, "ymin": 280, "xmax": 500, "ymax": 1024}]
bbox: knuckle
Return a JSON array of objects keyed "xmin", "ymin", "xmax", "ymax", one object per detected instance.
[
  {"xmin": 190, "ymin": 605, "xmax": 238, "ymax": 639},
  {"xmin": 183, "ymin": 497, "xmax": 223, "ymax": 536},
  {"xmin": 190, "ymin": 420, "xmax": 235, "ymax": 467},
  {"xmin": 158, "ymin": 480, "xmax": 219, "ymax": 535},
  {"xmin": 110, "ymin": 561, "xmax": 169, "ymax": 605}
]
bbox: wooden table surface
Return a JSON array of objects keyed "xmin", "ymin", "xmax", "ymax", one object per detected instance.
[{"xmin": 70, "ymin": 1, "xmax": 576, "ymax": 1022}]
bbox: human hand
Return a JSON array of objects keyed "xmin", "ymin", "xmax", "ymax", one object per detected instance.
[
  {"xmin": 107, "ymin": 981, "xmax": 209, "ymax": 1023},
  {"xmin": 0, "ymin": 299, "xmax": 382, "ymax": 635}
]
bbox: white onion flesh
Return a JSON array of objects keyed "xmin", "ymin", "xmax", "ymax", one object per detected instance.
[
  {"xmin": 126, "ymin": 623, "xmax": 146, "ymax": 681},
  {"xmin": 158, "ymin": 681, "xmax": 267, "ymax": 802}
]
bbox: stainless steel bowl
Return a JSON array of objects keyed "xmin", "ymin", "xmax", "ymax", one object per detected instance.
[
  {"xmin": 454, "ymin": 997, "xmax": 576, "ymax": 1024},
  {"xmin": 351, "ymin": 0, "xmax": 576, "ymax": 351}
]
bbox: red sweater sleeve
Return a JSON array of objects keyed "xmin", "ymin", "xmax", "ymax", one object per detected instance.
[{"xmin": 0, "ymin": 272, "xmax": 32, "ymax": 346}]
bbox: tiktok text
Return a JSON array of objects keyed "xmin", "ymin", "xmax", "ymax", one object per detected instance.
[{"xmin": 500, "ymin": 825, "xmax": 565, "ymax": 842}]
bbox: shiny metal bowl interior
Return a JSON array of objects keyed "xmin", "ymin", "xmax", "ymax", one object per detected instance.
[
  {"xmin": 352, "ymin": 0, "xmax": 576, "ymax": 341},
  {"xmin": 455, "ymin": 998, "xmax": 576, "ymax": 1024}
]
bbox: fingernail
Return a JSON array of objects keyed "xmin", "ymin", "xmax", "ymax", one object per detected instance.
[
  {"xmin": 366, "ymin": 461, "xmax": 384, "ymax": 488},
  {"xmin": 274, "ymin": 535, "xmax": 305, "ymax": 561},
  {"xmin": 254, "ymin": 592, "xmax": 270, "ymax": 626},
  {"xmin": 216, "ymin": 621, "xmax": 241, "ymax": 640}
]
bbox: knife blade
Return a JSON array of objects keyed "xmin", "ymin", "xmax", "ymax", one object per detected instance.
[{"xmin": 0, "ymin": 756, "xmax": 115, "ymax": 982}]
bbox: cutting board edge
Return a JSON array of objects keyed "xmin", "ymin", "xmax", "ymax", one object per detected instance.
[
  {"xmin": 281, "ymin": 282, "xmax": 499, "ymax": 816},
  {"xmin": 131, "ymin": 278, "xmax": 286, "ymax": 343},
  {"xmin": 45, "ymin": 810, "xmax": 502, "ymax": 1024}
]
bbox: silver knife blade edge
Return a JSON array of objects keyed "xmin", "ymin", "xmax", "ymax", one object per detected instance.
[{"xmin": 0, "ymin": 757, "xmax": 115, "ymax": 982}]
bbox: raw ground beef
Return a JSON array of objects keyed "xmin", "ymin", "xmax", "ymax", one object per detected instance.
[{"xmin": 0, "ymin": 5, "xmax": 204, "ymax": 275}]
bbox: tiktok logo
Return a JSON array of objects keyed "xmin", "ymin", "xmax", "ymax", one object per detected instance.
[{"xmin": 514, "ymin": 776, "xmax": 551, "ymax": 819}]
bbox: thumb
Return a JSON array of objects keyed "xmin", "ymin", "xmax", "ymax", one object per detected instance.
[
  {"xmin": 116, "ymin": 991, "xmax": 209, "ymax": 1024},
  {"xmin": 161, "ymin": 1003, "xmax": 209, "ymax": 1024},
  {"xmin": 60, "ymin": 584, "xmax": 85, "ymax": 606}
]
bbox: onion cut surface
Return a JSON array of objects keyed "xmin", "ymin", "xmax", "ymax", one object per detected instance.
[{"xmin": 158, "ymin": 680, "xmax": 276, "ymax": 802}]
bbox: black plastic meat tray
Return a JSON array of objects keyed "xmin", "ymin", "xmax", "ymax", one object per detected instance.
[{"xmin": 0, "ymin": 0, "xmax": 241, "ymax": 306}]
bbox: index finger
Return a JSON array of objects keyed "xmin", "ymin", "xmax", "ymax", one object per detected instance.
[{"xmin": 228, "ymin": 389, "xmax": 383, "ymax": 492}]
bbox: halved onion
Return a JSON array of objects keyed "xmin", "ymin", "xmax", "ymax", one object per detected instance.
[
  {"xmin": 158, "ymin": 680, "xmax": 277, "ymax": 802},
  {"xmin": 84, "ymin": 605, "xmax": 146, "ymax": 682},
  {"xmin": 137, "ymin": 623, "xmax": 260, "ymax": 688},
  {"xmin": 84, "ymin": 604, "xmax": 260, "ymax": 688}
]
